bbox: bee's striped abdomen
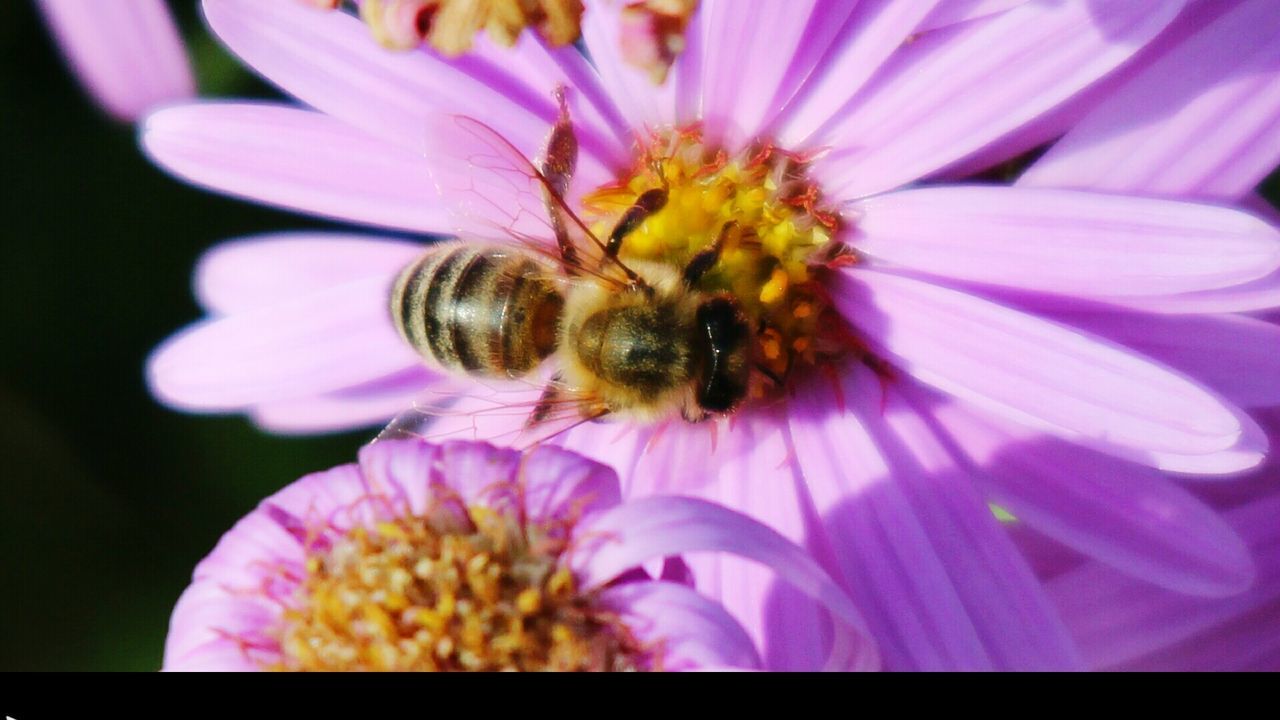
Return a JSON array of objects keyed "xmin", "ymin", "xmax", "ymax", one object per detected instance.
[{"xmin": 391, "ymin": 243, "xmax": 563, "ymax": 377}]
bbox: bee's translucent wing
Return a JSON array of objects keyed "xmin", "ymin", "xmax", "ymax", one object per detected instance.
[
  {"xmin": 423, "ymin": 113, "xmax": 553, "ymax": 241},
  {"xmin": 422, "ymin": 111, "xmax": 624, "ymax": 285},
  {"xmin": 374, "ymin": 373, "xmax": 606, "ymax": 450}
]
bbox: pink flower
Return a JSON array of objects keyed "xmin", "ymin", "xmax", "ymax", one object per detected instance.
[
  {"xmin": 37, "ymin": 0, "xmax": 196, "ymax": 121},
  {"xmin": 164, "ymin": 438, "xmax": 873, "ymax": 671},
  {"xmin": 143, "ymin": 0, "xmax": 1280, "ymax": 669}
]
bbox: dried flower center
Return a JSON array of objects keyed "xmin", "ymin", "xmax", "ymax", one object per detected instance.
[
  {"xmin": 346, "ymin": 0, "xmax": 585, "ymax": 55},
  {"xmin": 582, "ymin": 126, "xmax": 851, "ymax": 391},
  {"xmin": 271, "ymin": 501, "xmax": 647, "ymax": 671},
  {"xmin": 618, "ymin": 0, "xmax": 700, "ymax": 83}
]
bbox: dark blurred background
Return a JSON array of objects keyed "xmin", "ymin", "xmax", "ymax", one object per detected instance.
[
  {"xmin": 4, "ymin": 1, "xmax": 1280, "ymax": 673},
  {"xmin": 1, "ymin": 2, "xmax": 370, "ymax": 670}
]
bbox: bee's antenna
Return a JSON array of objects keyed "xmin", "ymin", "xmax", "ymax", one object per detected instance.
[{"xmin": 553, "ymin": 83, "xmax": 571, "ymax": 121}]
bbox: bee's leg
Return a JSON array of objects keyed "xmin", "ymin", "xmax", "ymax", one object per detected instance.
[
  {"xmin": 540, "ymin": 86, "xmax": 580, "ymax": 272},
  {"xmin": 682, "ymin": 221, "xmax": 737, "ymax": 286},
  {"xmin": 754, "ymin": 361, "xmax": 785, "ymax": 387},
  {"xmin": 604, "ymin": 153, "xmax": 669, "ymax": 262},
  {"xmin": 604, "ymin": 187, "xmax": 668, "ymax": 262},
  {"xmin": 526, "ymin": 372, "xmax": 566, "ymax": 428},
  {"xmin": 681, "ymin": 405, "xmax": 711, "ymax": 423}
]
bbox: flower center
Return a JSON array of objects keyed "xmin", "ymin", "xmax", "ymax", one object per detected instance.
[
  {"xmin": 582, "ymin": 126, "xmax": 850, "ymax": 393},
  {"xmin": 352, "ymin": 0, "xmax": 585, "ymax": 55},
  {"xmin": 271, "ymin": 500, "xmax": 648, "ymax": 671},
  {"xmin": 618, "ymin": 0, "xmax": 700, "ymax": 83}
]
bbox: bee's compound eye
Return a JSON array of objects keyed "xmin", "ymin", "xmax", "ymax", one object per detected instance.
[{"xmin": 694, "ymin": 298, "xmax": 751, "ymax": 413}]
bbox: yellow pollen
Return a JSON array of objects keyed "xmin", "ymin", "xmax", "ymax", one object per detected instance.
[
  {"xmin": 375, "ymin": 521, "xmax": 408, "ymax": 540},
  {"xmin": 759, "ymin": 268, "xmax": 789, "ymax": 305},
  {"xmin": 269, "ymin": 497, "xmax": 649, "ymax": 671},
  {"xmin": 760, "ymin": 329, "xmax": 782, "ymax": 361},
  {"xmin": 516, "ymin": 588, "xmax": 543, "ymax": 615},
  {"xmin": 581, "ymin": 127, "xmax": 844, "ymax": 393}
]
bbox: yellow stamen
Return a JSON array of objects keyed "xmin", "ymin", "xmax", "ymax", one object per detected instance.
[
  {"xmin": 271, "ymin": 496, "xmax": 649, "ymax": 671},
  {"xmin": 580, "ymin": 127, "xmax": 843, "ymax": 397},
  {"xmin": 516, "ymin": 587, "xmax": 543, "ymax": 615}
]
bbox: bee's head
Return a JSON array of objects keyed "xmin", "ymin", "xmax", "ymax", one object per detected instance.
[{"xmin": 692, "ymin": 296, "xmax": 752, "ymax": 414}]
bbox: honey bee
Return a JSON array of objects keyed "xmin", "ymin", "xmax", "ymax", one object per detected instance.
[{"xmin": 389, "ymin": 90, "xmax": 753, "ymax": 433}]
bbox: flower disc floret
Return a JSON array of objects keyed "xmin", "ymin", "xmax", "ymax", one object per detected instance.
[
  {"xmin": 583, "ymin": 126, "xmax": 848, "ymax": 385},
  {"xmin": 274, "ymin": 494, "xmax": 647, "ymax": 671}
]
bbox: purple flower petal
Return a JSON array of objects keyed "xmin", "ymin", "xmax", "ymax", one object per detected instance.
[
  {"xmin": 556, "ymin": 418, "xmax": 653, "ymax": 496},
  {"xmin": 1049, "ymin": 493, "xmax": 1280, "ymax": 669},
  {"xmin": 598, "ymin": 581, "xmax": 763, "ymax": 671},
  {"xmin": 191, "ymin": 504, "xmax": 310, "ymax": 586},
  {"xmin": 923, "ymin": 396, "xmax": 1255, "ymax": 597},
  {"xmin": 463, "ymin": 33, "xmax": 634, "ymax": 158},
  {"xmin": 1114, "ymin": 604, "xmax": 1280, "ymax": 672},
  {"xmin": 813, "ymin": 0, "xmax": 1185, "ymax": 199},
  {"xmin": 788, "ymin": 366, "xmax": 1082, "ymax": 671},
  {"xmin": 427, "ymin": 440, "xmax": 524, "ymax": 512},
  {"xmin": 1071, "ymin": 198, "xmax": 1280, "ymax": 318},
  {"xmin": 598, "ymin": 420, "xmax": 722, "ymax": 498},
  {"xmin": 251, "ymin": 380, "xmax": 432, "ymax": 435},
  {"xmin": 164, "ymin": 582, "xmax": 278, "ymax": 670},
  {"xmin": 263, "ymin": 462, "xmax": 379, "ymax": 533},
  {"xmin": 644, "ymin": 411, "xmax": 840, "ymax": 670},
  {"xmin": 698, "ymin": 0, "xmax": 851, "ymax": 150},
  {"xmin": 837, "ymin": 268, "xmax": 1250, "ymax": 461},
  {"xmin": 581, "ymin": 0, "xmax": 686, "ymax": 128},
  {"xmin": 352, "ymin": 437, "xmax": 440, "ymax": 517},
  {"xmin": 917, "ymin": 0, "xmax": 1029, "ymax": 33},
  {"xmin": 164, "ymin": 637, "xmax": 263, "ymax": 672},
  {"xmin": 1019, "ymin": 0, "xmax": 1280, "ymax": 200},
  {"xmin": 941, "ymin": 0, "xmax": 1270, "ymax": 181},
  {"xmin": 194, "ymin": 233, "xmax": 423, "ymax": 314},
  {"xmin": 147, "ymin": 275, "xmax": 418, "ymax": 410},
  {"xmin": 771, "ymin": 0, "xmax": 941, "ymax": 147},
  {"xmin": 851, "ymin": 187, "xmax": 1280, "ymax": 298},
  {"xmin": 1048, "ymin": 311, "xmax": 1280, "ymax": 408},
  {"xmin": 684, "ymin": 548, "xmax": 835, "ymax": 672},
  {"xmin": 200, "ymin": 0, "xmax": 626, "ymax": 168},
  {"xmin": 1008, "ymin": 523, "xmax": 1086, "ymax": 582},
  {"xmin": 1106, "ymin": 269, "xmax": 1280, "ymax": 315},
  {"xmin": 571, "ymin": 495, "xmax": 879, "ymax": 671},
  {"xmin": 519, "ymin": 443, "xmax": 622, "ymax": 526},
  {"xmin": 1192, "ymin": 414, "xmax": 1280, "ymax": 508},
  {"xmin": 38, "ymin": 0, "xmax": 194, "ymax": 121},
  {"xmin": 1165, "ymin": 584, "xmax": 1280, "ymax": 672},
  {"xmin": 359, "ymin": 437, "xmax": 624, "ymax": 526},
  {"xmin": 610, "ymin": 425, "xmax": 846, "ymax": 674},
  {"xmin": 539, "ymin": 416, "xmax": 847, "ymax": 670},
  {"xmin": 1142, "ymin": 408, "xmax": 1268, "ymax": 476},
  {"xmin": 142, "ymin": 103, "xmax": 451, "ymax": 233}
]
